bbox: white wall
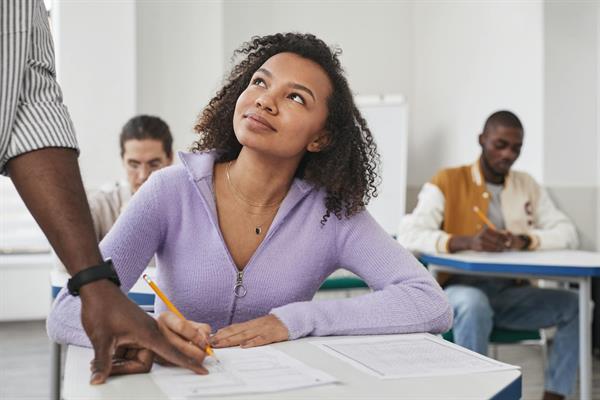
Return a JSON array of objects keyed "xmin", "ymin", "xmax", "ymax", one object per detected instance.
[
  {"xmin": 53, "ymin": 0, "xmax": 136, "ymax": 189},
  {"xmin": 597, "ymin": 3, "xmax": 600, "ymax": 252},
  {"xmin": 544, "ymin": 2, "xmax": 597, "ymax": 188},
  {"xmin": 55, "ymin": 0, "xmax": 223, "ymax": 188},
  {"xmin": 52, "ymin": 0, "xmax": 599, "ymax": 249},
  {"xmin": 136, "ymin": 1, "xmax": 224, "ymax": 155},
  {"xmin": 411, "ymin": 1, "xmax": 544, "ymax": 186},
  {"xmin": 223, "ymin": 0, "xmax": 412, "ymax": 98},
  {"xmin": 543, "ymin": 1, "xmax": 599, "ymax": 250}
]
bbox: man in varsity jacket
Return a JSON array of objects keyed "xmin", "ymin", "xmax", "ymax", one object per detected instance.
[{"xmin": 398, "ymin": 111, "xmax": 578, "ymax": 400}]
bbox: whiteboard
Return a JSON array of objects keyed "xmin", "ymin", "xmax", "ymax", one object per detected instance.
[{"xmin": 356, "ymin": 95, "xmax": 408, "ymax": 236}]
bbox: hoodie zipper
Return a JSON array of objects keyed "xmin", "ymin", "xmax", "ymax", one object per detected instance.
[
  {"xmin": 234, "ymin": 270, "xmax": 247, "ymax": 298},
  {"xmin": 227, "ymin": 269, "xmax": 246, "ymax": 325}
]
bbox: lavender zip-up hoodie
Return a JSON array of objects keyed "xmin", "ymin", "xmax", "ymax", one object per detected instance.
[{"xmin": 47, "ymin": 152, "xmax": 452, "ymax": 346}]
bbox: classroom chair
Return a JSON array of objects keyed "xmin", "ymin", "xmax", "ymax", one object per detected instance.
[
  {"xmin": 419, "ymin": 259, "xmax": 548, "ymax": 362},
  {"xmin": 316, "ymin": 270, "xmax": 370, "ymax": 299},
  {"xmin": 319, "ymin": 275, "xmax": 369, "ymax": 290},
  {"xmin": 442, "ymin": 327, "xmax": 548, "ymax": 361}
]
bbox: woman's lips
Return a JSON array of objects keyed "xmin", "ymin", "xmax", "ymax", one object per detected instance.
[{"xmin": 244, "ymin": 114, "xmax": 276, "ymax": 132}]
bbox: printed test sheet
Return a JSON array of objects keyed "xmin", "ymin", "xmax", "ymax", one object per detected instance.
[
  {"xmin": 151, "ymin": 345, "xmax": 336, "ymax": 398},
  {"xmin": 312, "ymin": 333, "xmax": 520, "ymax": 379}
]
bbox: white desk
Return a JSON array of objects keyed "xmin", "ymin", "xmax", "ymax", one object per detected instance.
[
  {"xmin": 63, "ymin": 335, "xmax": 522, "ymax": 400},
  {"xmin": 420, "ymin": 250, "xmax": 600, "ymax": 400}
]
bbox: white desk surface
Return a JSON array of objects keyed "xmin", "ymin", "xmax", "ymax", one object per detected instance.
[
  {"xmin": 421, "ymin": 249, "xmax": 599, "ymax": 400},
  {"xmin": 64, "ymin": 335, "xmax": 521, "ymax": 400},
  {"xmin": 423, "ymin": 250, "xmax": 600, "ymax": 266},
  {"xmin": 421, "ymin": 250, "xmax": 600, "ymax": 277}
]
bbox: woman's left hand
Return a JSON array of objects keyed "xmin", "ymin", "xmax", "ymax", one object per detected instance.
[{"xmin": 210, "ymin": 315, "xmax": 289, "ymax": 348}]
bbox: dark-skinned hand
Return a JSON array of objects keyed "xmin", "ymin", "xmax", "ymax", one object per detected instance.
[
  {"xmin": 81, "ymin": 280, "xmax": 209, "ymax": 384},
  {"xmin": 468, "ymin": 226, "xmax": 511, "ymax": 252}
]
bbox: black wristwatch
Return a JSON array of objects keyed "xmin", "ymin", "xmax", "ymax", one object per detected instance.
[
  {"xmin": 518, "ymin": 234, "xmax": 532, "ymax": 250},
  {"xmin": 67, "ymin": 259, "xmax": 121, "ymax": 296}
]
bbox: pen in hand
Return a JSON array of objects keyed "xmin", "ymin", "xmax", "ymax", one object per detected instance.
[{"xmin": 142, "ymin": 274, "xmax": 220, "ymax": 363}]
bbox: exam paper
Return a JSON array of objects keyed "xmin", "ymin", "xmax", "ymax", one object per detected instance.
[
  {"xmin": 151, "ymin": 346, "xmax": 336, "ymax": 398},
  {"xmin": 312, "ymin": 333, "xmax": 520, "ymax": 379}
]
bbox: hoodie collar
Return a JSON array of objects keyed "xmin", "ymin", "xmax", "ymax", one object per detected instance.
[
  {"xmin": 178, "ymin": 151, "xmax": 317, "ymax": 242},
  {"xmin": 178, "ymin": 151, "xmax": 314, "ymax": 193}
]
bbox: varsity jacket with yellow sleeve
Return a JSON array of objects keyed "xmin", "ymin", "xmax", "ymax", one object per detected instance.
[{"xmin": 397, "ymin": 160, "xmax": 579, "ymax": 257}]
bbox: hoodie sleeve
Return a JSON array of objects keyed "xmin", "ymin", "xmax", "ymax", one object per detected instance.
[
  {"xmin": 271, "ymin": 210, "xmax": 452, "ymax": 340},
  {"xmin": 46, "ymin": 172, "xmax": 167, "ymax": 346}
]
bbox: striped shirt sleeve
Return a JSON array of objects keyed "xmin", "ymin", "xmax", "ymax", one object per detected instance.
[{"xmin": 0, "ymin": 0, "xmax": 78, "ymax": 175}]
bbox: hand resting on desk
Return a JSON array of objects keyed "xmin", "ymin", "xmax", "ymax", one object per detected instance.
[
  {"xmin": 448, "ymin": 227, "xmax": 528, "ymax": 253},
  {"xmin": 211, "ymin": 314, "xmax": 289, "ymax": 348}
]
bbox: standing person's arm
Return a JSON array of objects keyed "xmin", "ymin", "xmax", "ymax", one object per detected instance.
[
  {"xmin": 9, "ymin": 151, "xmax": 207, "ymax": 380},
  {"xmin": 3, "ymin": 0, "xmax": 205, "ymax": 383}
]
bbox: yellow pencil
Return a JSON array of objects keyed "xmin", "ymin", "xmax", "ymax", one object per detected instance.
[
  {"xmin": 142, "ymin": 274, "xmax": 218, "ymax": 361},
  {"xmin": 473, "ymin": 206, "xmax": 497, "ymax": 230}
]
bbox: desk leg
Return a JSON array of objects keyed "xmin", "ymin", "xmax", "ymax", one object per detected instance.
[
  {"xmin": 579, "ymin": 277, "xmax": 592, "ymax": 400},
  {"xmin": 50, "ymin": 341, "xmax": 61, "ymax": 400}
]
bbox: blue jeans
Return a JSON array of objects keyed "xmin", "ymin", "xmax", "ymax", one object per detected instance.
[{"xmin": 445, "ymin": 279, "xmax": 579, "ymax": 396}]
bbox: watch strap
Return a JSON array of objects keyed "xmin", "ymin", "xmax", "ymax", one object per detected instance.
[
  {"xmin": 518, "ymin": 234, "xmax": 533, "ymax": 250},
  {"xmin": 67, "ymin": 259, "xmax": 121, "ymax": 296}
]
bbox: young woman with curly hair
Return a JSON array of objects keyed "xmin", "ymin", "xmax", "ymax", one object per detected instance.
[{"xmin": 48, "ymin": 33, "xmax": 451, "ymax": 377}]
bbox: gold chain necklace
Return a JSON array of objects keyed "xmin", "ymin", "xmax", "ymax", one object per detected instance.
[
  {"xmin": 226, "ymin": 161, "xmax": 284, "ymax": 208},
  {"xmin": 225, "ymin": 161, "xmax": 284, "ymax": 235}
]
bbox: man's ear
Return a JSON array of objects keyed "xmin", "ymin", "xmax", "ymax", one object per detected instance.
[
  {"xmin": 478, "ymin": 132, "xmax": 485, "ymax": 147},
  {"xmin": 307, "ymin": 131, "xmax": 331, "ymax": 153},
  {"xmin": 166, "ymin": 152, "xmax": 174, "ymax": 165}
]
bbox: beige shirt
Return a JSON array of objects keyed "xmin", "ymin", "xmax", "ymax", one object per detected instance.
[
  {"xmin": 88, "ymin": 181, "xmax": 132, "ymax": 242},
  {"xmin": 54, "ymin": 181, "xmax": 138, "ymax": 274}
]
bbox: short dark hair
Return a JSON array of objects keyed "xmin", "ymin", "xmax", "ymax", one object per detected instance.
[
  {"xmin": 192, "ymin": 33, "xmax": 380, "ymax": 224},
  {"xmin": 483, "ymin": 110, "xmax": 523, "ymax": 134},
  {"xmin": 119, "ymin": 115, "xmax": 173, "ymax": 158}
]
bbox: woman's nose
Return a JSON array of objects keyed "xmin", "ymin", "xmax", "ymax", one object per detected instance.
[{"xmin": 256, "ymin": 93, "xmax": 277, "ymax": 114}]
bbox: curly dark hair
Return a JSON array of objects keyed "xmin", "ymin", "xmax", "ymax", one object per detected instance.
[{"xmin": 192, "ymin": 32, "xmax": 380, "ymax": 223}]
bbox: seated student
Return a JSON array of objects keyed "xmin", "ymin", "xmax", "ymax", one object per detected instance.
[
  {"xmin": 52, "ymin": 115, "xmax": 173, "ymax": 276},
  {"xmin": 47, "ymin": 33, "xmax": 452, "ymax": 376},
  {"xmin": 89, "ymin": 115, "xmax": 173, "ymax": 242},
  {"xmin": 397, "ymin": 111, "xmax": 578, "ymax": 400}
]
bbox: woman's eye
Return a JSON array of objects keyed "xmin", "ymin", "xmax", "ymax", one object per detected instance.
[
  {"xmin": 252, "ymin": 78, "xmax": 266, "ymax": 87},
  {"xmin": 289, "ymin": 93, "xmax": 305, "ymax": 104}
]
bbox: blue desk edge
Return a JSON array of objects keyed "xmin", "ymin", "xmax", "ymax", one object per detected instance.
[
  {"xmin": 420, "ymin": 254, "xmax": 600, "ymax": 277},
  {"xmin": 491, "ymin": 375, "xmax": 522, "ymax": 400}
]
